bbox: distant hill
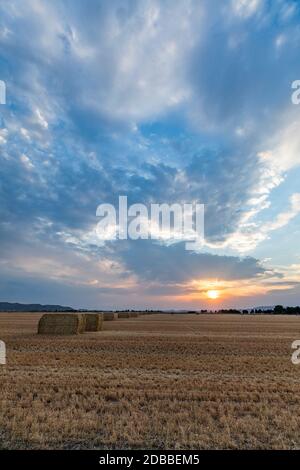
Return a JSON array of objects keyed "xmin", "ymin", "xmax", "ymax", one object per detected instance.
[{"xmin": 0, "ymin": 302, "xmax": 75, "ymax": 312}]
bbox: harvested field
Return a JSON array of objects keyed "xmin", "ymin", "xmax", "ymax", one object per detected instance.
[{"xmin": 1, "ymin": 313, "xmax": 300, "ymax": 449}]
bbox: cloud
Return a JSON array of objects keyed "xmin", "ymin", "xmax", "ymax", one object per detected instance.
[
  {"xmin": 0, "ymin": 0, "xmax": 201, "ymax": 131},
  {"xmin": 231, "ymin": 0, "xmax": 262, "ymax": 19},
  {"xmin": 115, "ymin": 240, "xmax": 266, "ymax": 283},
  {"xmin": 0, "ymin": 0, "xmax": 300, "ymax": 307},
  {"xmin": 260, "ymin": 116, "xmax": 300, "ymax": 173},
  {"xmin": 20, "ymin": 153, "xmax": 34, "ymax": 170},
  {"xmin": 204, "ymin": 193, "xmax": 300, "ymax": 252}
]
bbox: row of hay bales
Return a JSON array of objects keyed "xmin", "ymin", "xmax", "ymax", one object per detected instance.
[
  {"xmin": 38, "ymin": 313, "xmax": 103, "ymax": 335},
  {"xmin": 118, "ymin": 312, "xmax": 140, "ymax": 318},
  {"xmin": 103, "ymin": 312, "xmax": 116, "ymax": 321},
  {"xmin": 38, "ymin": 311, "xmax": 142, "ymax": 335}
]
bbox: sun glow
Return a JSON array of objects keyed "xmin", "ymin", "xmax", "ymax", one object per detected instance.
[{"xmin": 207, "ymin": 290, "xmax": 220, "ymax": 300}]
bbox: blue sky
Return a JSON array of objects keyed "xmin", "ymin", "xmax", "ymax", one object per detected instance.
[{"xmin": 0, "ymin": 0, "xmax": 300, "ymax": 309}]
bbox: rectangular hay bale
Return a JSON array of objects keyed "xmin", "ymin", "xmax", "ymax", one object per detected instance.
[
  {"xmin": 118, "ymin": 313, "xmax": 130, "ymax": 319},
  {"xmin": 84, "ymin": 313, "xmax": 103, "ymax": 331},
  {"xmin": 78, "ymin": 313, "xmax": 86, "ymax": 333},
  {"xmin": 38, "ymin": 313, "xmax": 82, "ymax": 335},
  {"xmin": 103, "ymin": 312, "xmax": 116, "ymax": 321}
]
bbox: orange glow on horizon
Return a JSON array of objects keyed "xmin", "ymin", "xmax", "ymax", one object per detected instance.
[{"xmin": 163, "ymin": 271, "xmax": 300, "ymax": 305}]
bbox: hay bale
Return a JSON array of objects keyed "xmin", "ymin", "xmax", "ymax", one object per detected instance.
[
  {"xmin": 84, "ymin": 313, "xmax": 103, "ymax": 331},
  {"xmin": 118, "ymin": 312, "xmax": 130, "ymax": 319},
  {"xmin": 129, "ymin": 312, "xmax": 138, "ymax": 318},
  {"xmin": 38, "ymin": 314, "xmax": 82, "ymax": 335},
  {"xmin": 78, "ymin": 314, "xmax": 86, "ymax": 333},
  {"xmin": 103, "ymin": 312, "xmax": 115, "ymax": 321}
]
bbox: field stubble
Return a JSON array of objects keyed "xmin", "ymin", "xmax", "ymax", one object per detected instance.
[{"xmin": 0, "ymin": 313, "xmax": 300, "ymax": 449}]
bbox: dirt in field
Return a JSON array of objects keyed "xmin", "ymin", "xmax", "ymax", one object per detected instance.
[{"xmin": 0, "ymin": 313, "xmax": 300, "ymax": 449}]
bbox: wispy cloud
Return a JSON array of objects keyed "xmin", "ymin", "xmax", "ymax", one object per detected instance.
[{"xmin": 0, "ymin": 0, "xmax": 300, "ymax": 307}]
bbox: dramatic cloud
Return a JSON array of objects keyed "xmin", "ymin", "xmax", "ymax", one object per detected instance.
[{"xmin": 0, "ymin": 0, "xmax": 300, "ymax": 308}]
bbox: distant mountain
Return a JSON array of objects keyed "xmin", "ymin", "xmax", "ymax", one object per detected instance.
[{"xmin": 0, "ymin": 302, "xmax": 75, "ymax": 312}]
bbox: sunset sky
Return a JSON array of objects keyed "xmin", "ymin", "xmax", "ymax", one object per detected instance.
[{"xmin": 1, "ymin": 0, "xmax": 300, "ymax": 309}]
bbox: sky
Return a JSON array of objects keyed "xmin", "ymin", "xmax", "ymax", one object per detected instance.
[{"xmin": 0, "ymin": 0, "xmax": 300, "ymax": 310}]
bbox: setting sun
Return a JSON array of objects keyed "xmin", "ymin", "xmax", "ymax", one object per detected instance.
[{"xmin": 207, "ymin": 290, "xmax": 220, "ymax": 300}]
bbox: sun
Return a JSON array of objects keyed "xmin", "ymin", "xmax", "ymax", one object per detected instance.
[{"xmin": 207, "ymin": 290, "xmax": 220, "ymax": 300}]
